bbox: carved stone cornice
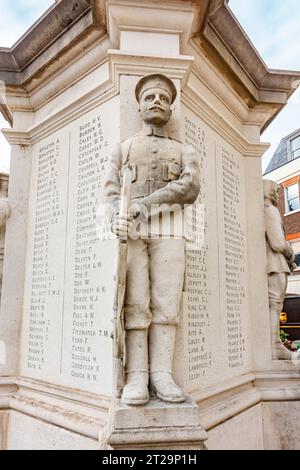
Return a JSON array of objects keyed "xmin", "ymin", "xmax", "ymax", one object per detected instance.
[
  {"xmin": 1, "ymin": 129, "xmax": 31, "ymax": 146},
  {"xmin": 0, "ymin": 0, "xmax": 107, "ymax": 124},
  {"xmin": 0, "ymin": 0, "xmax": 94, "ymax": 80},
  {"xmin": 109, "ymin": 49, "xmax": 194, "ymax": 86},
  {"xmin": 196, "ymin": 0, "xmax": 300, "ymax": 131},
  {"xmin": 0, "ymin": 0, "xmax": 299, "ymax": 133}
]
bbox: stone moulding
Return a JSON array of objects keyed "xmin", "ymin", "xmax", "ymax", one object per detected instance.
[
  {"xmin": 204, "ymin": 1, "xmax": 300, "ymax": 95},
  {"xmin": 1, "ymin": 130, "xmax": 31, "ymax": 147},
  {"xmin": 0, "ymin": 378, "xmax": 17, "ymax": 409},
  {"xmin": 2, "ymin": 73, "xmax": 116, "ymax": 146},
  {"xmin": 0, "ymin": 1, "xmax": 299, "ymax": 132},
  {"xmin": 106, "ymin": 0, "xmax": 197, "ymax": 51},
  {"xmin": 1, "ymin": 372, "xmax": 300, "ymax": 448},
  {"xmin": 1, "ymin": 50, "xmax": 194, "ymax": 147},
  {"xmin": 0, "ymin": 376, "xmax": 111, "ymax": 441},
  {"xmin": 107, "ymin": 427, "xmax": 207, "ymax": 450},
  {"xmin": 1, "ymin": 52, "xmax": 270, "ymax": 159},
  {"xmin": 108, "ymin": 50, "xmax": 194, "ymax": 85},
  {"xmin": 0, "ymin": 0, "xmax": 94, "ymax": 76},
  {"xmin": 10, "ymin": 394, "xmax": 103, "ymax": 441}
]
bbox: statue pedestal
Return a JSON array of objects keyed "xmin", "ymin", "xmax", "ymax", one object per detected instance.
[{"xmin": 107, "ymin": 396, "xmax": 207, "ymax": 450}]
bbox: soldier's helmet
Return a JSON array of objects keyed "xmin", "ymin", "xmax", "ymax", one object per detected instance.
[{"xmin": 135, "ymin": 74, "xmax": 177, "ymax": 104}]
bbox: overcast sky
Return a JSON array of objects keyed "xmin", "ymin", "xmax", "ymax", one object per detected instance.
[
  {"xmin": 229, "ymin": 0, "xmax": 300, "ymax": 171},
  {"xmin": 0, "ymin": 0, "xmax": 300, "ymax": 173}
]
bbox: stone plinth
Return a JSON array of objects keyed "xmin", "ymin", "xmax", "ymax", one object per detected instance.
[{"xmin": 107, "ymin": 396, "xmax": 207, "ymax": 450}]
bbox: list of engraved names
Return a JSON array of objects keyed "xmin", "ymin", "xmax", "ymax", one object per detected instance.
[
  {"xmin": 23, "ymin": 102, "xmax": 117, "ymax": 393},
  {"xmin": 221, "ymin": 147, "xmax": 246, "ymax": 369},
  {"xmin": 184, "ymin": 115, "xmax": 214, "ymax": 383},
  {"xmin": 28, "ymin": 139, "xmax": 64, "ymax": 371}
]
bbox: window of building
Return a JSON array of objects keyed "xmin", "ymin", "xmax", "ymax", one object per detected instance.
[
  {"xmin": 294, "ymin": 253, "xmax": 300, "ymax": 268},
  {"xmin": 285, "ymin": 183, "xmax": 300, "ymax": 212},
  {"xmin": 291, "ymin": 135, "xmax": 300, "ymax": 160}
]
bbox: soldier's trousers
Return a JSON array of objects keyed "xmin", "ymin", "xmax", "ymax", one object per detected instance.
[
  {"xmin": 124, "ymin": 238, "xmax": 186, "ymax": 330},
  {"xmin": 268, "ymin": 272, "xmax": 288, "ymax": 306}
]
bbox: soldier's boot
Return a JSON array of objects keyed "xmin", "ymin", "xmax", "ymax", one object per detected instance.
[
  {"xmin": 121, "ymin": 329, "xmax": 149, "ymax": 405},
  {"xmin": 149, "ymin": 324, "xmax": 185, "ymax": 403},
  {"xmin": 270, "ymin": 304, "xmax": 291, "ymax": 360}
]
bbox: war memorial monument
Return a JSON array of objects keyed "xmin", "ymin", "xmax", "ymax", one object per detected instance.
[{"xmin": 0, "ymin": 0, "xmax": 300, "ymax": 450}]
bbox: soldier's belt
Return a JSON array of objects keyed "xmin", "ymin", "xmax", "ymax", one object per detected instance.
[{"xmin": 130, "ymin": 181, "xmax": 168, "ymax": 198}]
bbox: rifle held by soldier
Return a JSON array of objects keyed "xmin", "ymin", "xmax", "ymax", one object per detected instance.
[{"xmin": 112, "ymin": 167, "xmax": 132, "ymax": 397}]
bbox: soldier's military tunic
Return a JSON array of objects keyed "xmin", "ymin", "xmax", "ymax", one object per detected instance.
[
  {"xmin": 103, "ymin": 125, "xmax": 200, "ymax": 330},
  {"xmin": 265, "ymin": 200, "xmax": 292, "ymax": 305}
]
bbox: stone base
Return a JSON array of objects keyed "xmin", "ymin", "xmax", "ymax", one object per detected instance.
[
  {"xmin": 206, "ymin": 404, "xmax": 264, "ymax": 450},
  {"xmin": 272, "ymin": 338, "xmax": 293, "ymax": 360},
  {"xmin": 5, "ymin": 411, "xmax": 99, "ymax": 450},
  {"xmin": 106, "ymin": 396, "xmax": 207, "ymax": 450}
]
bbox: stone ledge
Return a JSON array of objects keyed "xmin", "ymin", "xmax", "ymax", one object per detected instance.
[
  {"xmin": 114, "ymin": 395, "xmax": 202, "ymax": 430},
  {"xmin": 1, "ymin": 377, "xmax": 111, "ymax": 440},
  {"xmin": 107, "ymin": 426, "xmax": 207, "ymax": 450},
  {"xmin": 1, "ymin": 371, "xmax": 300, "ymax": 446},
  {"xmin": 0, "ymin": 378, "xmax": 17, "ymax": 410}
]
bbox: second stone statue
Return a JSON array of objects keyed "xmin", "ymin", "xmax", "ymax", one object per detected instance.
[{"xmin": 103, "ymin": 74, "xmax": 200, "ymax": 405}]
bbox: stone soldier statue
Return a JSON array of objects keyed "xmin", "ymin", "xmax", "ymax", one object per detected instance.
[
  {"xmin": 0, "ymin": 197, "xmax": 10, "ymax": 298},
  {"xmin": 263, "ymin": 179, "xmax": 296, "ymax": 358},
  {"xmin": 103, "ymin": 74, "xmax": 200, "ymax": 405}
]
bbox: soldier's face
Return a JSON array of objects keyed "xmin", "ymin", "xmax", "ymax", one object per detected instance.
[
  {"xmin": 139, "ymin": 87, "xmax": 172, "ymax": 126},
  {"xmin": 271, "ymin": 188, "xmax": 279, "ymax": 206}
]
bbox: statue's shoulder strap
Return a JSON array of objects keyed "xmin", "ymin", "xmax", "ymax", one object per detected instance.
[
  {"xmin": 169, "ymin": 136, "xmax": 183, "ymax": 144},
  {"xmin": 120, "ymin": 135, "xmax": 137, "ymax": 166},
  {"xmin": 168, "ymin": 136, "xmax": 183, "ymax": 165}
]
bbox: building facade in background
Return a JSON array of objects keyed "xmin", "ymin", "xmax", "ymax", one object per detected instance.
[{"xmin": 264, "ymin": 128, "xmax": 300, "ymax": 294}]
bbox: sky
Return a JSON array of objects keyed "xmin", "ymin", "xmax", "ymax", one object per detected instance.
[
  {"xmin": 0, "ymin": 0, "xmax": 300, "ymax": 173},
  {"xmin": 229, "ymin": 0, "xmax": 300, "ymax": 171},
  {"xmin": 0, "ymin": 0, "xmax": 54, "ymax": 172}
]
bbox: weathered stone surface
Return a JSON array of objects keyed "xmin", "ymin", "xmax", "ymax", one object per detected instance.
[
  {"xmin": 6, "ymin": 411, "xmax": 98, "ymax": 450},
  {"xmin": 0, "ymin": 173, "xmax": 9, "ymax": 300},
  {"xmin": 206, "ymin": 404, "xmax": 264, "ymax": 450},
  {"xmin": 263, "ymin": 401, "xmax": 300, "ymax": 450},
  {"xmin": 0, "ymin": 0, "xmax": 299, "ymax": 450},
  {"xmin": 108, "ymin": 396, "xmax": 207, "ymax": 450}
]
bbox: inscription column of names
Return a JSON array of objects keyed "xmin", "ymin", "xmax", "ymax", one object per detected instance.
[
  {"xmin": 221, "ymin": 147, "xmax": 246, "ymax": 369},
  {"xmin": 69, "ymin": 115, "xmax": 109, "ymax": 383},
  {"xmin": 184, "ymin": 116, "xmax": 213, "ymax": 383},
  {"xmin": 28, "ymin": 139, "xmax": 64, "ymax": 371}
]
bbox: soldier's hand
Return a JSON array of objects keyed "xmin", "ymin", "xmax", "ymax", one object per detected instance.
[
  {"xmin": 112, "ymin": 214, "xmax": 134, "ymax": 240},
  {"xmin": 129, "ymin": 203, "xmax": 141, "ymax": 220},
  {"xmin": 129, "ymin": 202, "xmax": 149, "ymax": 222},
  {"xmin": 288, "ymin": 253, "xmax": 297, "ymax": 271},
  {"xmin": 290, "ymin": 262, "xmax": 298, "ymax": 272},
  {"xmin": 286, "ymin": 243, "xmax": 295, "ymax": 261}
]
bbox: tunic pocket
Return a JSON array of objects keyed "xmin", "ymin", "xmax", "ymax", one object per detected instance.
[{"xmin": 162, "ymin": 161, "xmax": 181, "ymax": 181}]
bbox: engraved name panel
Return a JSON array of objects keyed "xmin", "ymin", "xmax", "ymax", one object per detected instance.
[
  {"xmin": 21, "ymin": 98, "xmax": 119, "ymax": 394},
  {"xmin": 180, "ymin": 105, "xmax": 251, "ymax": 392}
]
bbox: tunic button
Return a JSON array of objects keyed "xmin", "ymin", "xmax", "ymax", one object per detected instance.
[{"xmin": 151, "ymin": 149, "xmax": 158, "ymax": 154}]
